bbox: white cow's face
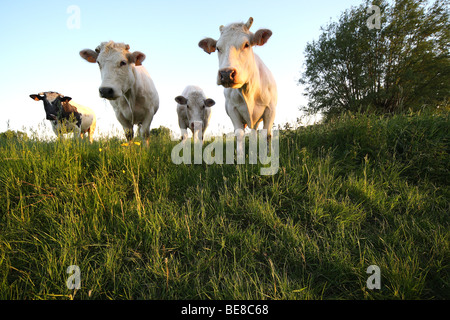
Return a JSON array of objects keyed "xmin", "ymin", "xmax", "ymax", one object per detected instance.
[
  {"xmin": 215, "ymin": 31, "xmax": 254, "ymax": 89},
  {"xmin": 199, "ymin": 18, "xmax": 272, "ymax": 89},
  {"xmin": 80, "ymin": 41, "xmax": 145, "ymax": 100},
  {"xmin": 175, "ymin": 92, "xmax": 215, "ymax": 131}
]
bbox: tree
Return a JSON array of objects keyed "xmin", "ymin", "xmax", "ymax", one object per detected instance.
[{"xmin": 299, "ymin": 0, "xmax": 450, "ymax": 120}]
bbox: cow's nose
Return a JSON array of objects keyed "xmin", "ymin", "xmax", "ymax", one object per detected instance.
[
  {"xmin": 219, "ymin": 68, "xmax": 237, "ymax": 83},
  {"xmin": 99, "ymin": 87, "xmax": 115, "ymax": 99},
  {"xmin": 190, "ymin": 122, "xmax": 202, "ymax": 130}
]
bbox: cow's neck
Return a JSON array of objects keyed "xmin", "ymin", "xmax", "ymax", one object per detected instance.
[
  {"xmin": 122, "ymin": 80, "xmax": 138, "ymax": 108},
  {"xmin": 124, "ymin": 65, "xmax": 142, "ymax": 105},
  {"xmin": 237, "ymin": 58, "xmax": 261, "ymax": 115},
  {"xmin": 123, "ymin": 88, "xmax": 134, "ymax": 103}
]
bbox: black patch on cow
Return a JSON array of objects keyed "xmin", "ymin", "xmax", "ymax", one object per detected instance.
[
  {"xmin": 42, "ymin": 97, "xmax": 61, "ymax": 121},
  {"xmin": 38, "ymin": 94, "xmax": 82, "ymax": 128},
  {"xmin": 53, "ymin": 98, "xmax": 82, "ymax": 128}
]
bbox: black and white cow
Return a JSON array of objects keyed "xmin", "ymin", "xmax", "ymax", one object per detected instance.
[{"xmin": 29, "ymin": 91, "xmax": 96, "ymax": 143}]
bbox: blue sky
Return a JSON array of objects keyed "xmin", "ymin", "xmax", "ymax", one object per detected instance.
[{"xmin": 0, "ymin": 0, "xmax": 363, "ymax": 138}]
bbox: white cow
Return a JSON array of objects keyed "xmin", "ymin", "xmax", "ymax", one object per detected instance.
[
  {"xmin": 79, "ymin": 41, "xmax": 159, "ymax": 143},
  {"xmin": 175, "ymin": 85, "xmax": 215, "ymax": 143},
  {"xmin": 30, "ymin": 91, "xmax": 96, "ymax": 143},
  {"xmin": 198, "ymin": 17, "xmax": 277, "ymax": 151}
]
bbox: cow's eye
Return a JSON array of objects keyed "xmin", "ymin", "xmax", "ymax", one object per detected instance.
[
  {"xmin": 97, "ymin": 61, "xmax": 101, "ymax": 68},
  {"xmin": 216, "ymin": 47, "xmax": 221, "ymax": 53},
  {"xmin": 186, "ymin": 105, "xmax": 190, "ymax": 109},
  {"xmin": 244, "ymin": 42, "xmax": 250, "ymax": 49},
  {"xmin": 120, "ymin": 61, "xmax": 127, "ymax": 67}
]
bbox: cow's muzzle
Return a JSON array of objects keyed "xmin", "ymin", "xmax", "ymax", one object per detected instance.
[
  {"xmin": 190, "ymin": 121, "xmax": 203, "ymax": 131},
  {"xmin": 99, "ymin": 87, "xmax": 117, "ymax": 100},
  {"xmin": 218, "ymin": 68, "xmax": 237, "ymax": 87}
]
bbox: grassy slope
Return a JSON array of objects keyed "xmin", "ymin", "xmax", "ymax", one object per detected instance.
[{"xmin": 0, "ymin": 111, "xmax": 448, "ymax": 300}]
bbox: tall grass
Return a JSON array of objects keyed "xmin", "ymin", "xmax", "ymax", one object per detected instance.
[{"xmin": 0, "ymin": 110, "xmax": 448, "ymax": 299}]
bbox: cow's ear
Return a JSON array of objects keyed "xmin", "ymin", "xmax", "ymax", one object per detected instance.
[
  {"xmin": 251, "ymin": 29, "xmax": 272, "ymax": 46},
  {"xmin": 199, "ymin": 38, "xmax": 217, "ymax": 54},
  {"xmin": 30, "ymin": 94, "xmax": 42, "ymax": 101},
  {"xmin": 128, "ymin": 51, "xmax": 146, "ymax": 66},
  {"xmin": 79, "ymin": 49, "xmax": 99, "ymax": 63},
  {"xmin": 60, "ymin": 96, "xmax": 72, "ymax": 102},
  {"xmin": 204, "ymin": 98, "xmax": 215, "ymax": 108},
  {"xmin": 175, "ymin": 96, "xmax": 188, "ymax": 105}
]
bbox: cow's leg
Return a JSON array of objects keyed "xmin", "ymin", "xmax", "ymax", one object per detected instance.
[
  {"xmin": 191, "ymin": 121, "xmax": 203, "ymax": 145},
  {"xmin": 262, "ymin": 107, "xmax": 276, "ymax": 140},
  {"xmin": 53, "ymin": 122, "xmax": 66, "ymax": 141},
  {"xmin": 87, "ymin": 124, "xmax": 96, "ymax": 144},
  {"xmin": 227, "ymin": 107, "xmax": 246, "ymax": 158},
  {"xmin": 118, "ymin": 118, "xmax": 134, "ymax": 141},
  {"xmin": 139, "ymin": 111, "xmax": 155, "ymax": 146},
  {"xmin": 137, "ymin": 123, "xmax": 143, "ymax": 138},
  {"xmin": 117, "ymin": 118, "xmax": 133, "ymax": 142},
  {"xmin": 201, "ymin": 124, "xmax": 208, "ymax": 144},
  {"xmin": 178, "ymin": 118, "xmax": 189, "ymax": 142},
  {"xmin": 114, "ymin": 106, "xmax": 134, "ymax": 142},
  {"xmin": 124, "ymin": 127, "xmax": 134, "ymax": 142},
  {"xmin": 51, "ymin": 123, "xmax": 59, "ymax": 138},
  {"xmin": 73, "ymin": 126, "xmax": 82, "ymax": 142},
  {"xmin": 253, "ymin": 118, "xmax": 264, "ymax": 130},
  {"xmin": 138, "ymin": 124, "xmax": 150, "ymax": 146}
]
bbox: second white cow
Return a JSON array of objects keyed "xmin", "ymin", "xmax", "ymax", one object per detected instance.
[
  {"xmin": 79, "ymin": 41, "xmax": 159, "ymax": 143},
  {"xmin": 175, "ymin": 85, "xmax": 215, "ymax": 143},
  {"xmin": 198, "ymin": 17, "xmax": 277, "ymax": 151}
]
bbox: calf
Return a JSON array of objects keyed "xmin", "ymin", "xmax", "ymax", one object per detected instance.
[
  {"xmin": 79, "ymin": 41, "xmax": 159, "ymax": 144},
  {"xmin": 30, "ymin": 91, "xmax": 96, "ymax": 143},
  {"xmin": 198, "ymin": 17, "xmax": 277, "ymax": 153},
  {"xmin": 175, "ymin": 85, "xmax": 215, "ymax": 143}
]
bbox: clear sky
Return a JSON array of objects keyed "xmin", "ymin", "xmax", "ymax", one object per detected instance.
[{"xmin": 0, "ymin": 0, "xmax": 363, "ymax": 139}]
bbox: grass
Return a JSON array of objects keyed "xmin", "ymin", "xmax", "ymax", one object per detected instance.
[{"xmin": 0, "ymin": 110, "xmax": 448, "ymax": 300}]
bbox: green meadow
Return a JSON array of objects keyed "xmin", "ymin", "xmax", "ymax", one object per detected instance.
[{"xmin": 0, "ymin": 110, "xmax": 448, "ymax": 299}]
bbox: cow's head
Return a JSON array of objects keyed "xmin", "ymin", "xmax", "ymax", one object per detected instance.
[
  {"xmin": 30, "ymin": 92, "xmax": 73, "ymax": 121},
  {"xmin": 79, "ymin": 41, "xmax": 146, "ymax": 100},
  {"xmin": 175, "ymin": 92, "xmax": 215, "ymax": 131},
  {"xmin": 198, "ymin": 17, "xmax": 272, "ymax": 89}
]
